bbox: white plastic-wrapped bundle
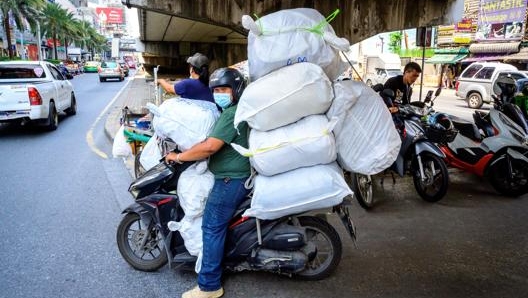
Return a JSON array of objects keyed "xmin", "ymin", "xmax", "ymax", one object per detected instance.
[
  {"xmin": 231, "ymin": 115, "xmax": 338, "ymax": 176},
  {"xmin": 168, "ymin": 216, "xmax": 203, "ymax": 273},
  {"xmin": 177, "ymin": 161, "xmax": 214, "ymax": 218},
  {"xmin": 242, "ymin": 162, "xmax": 352, "ymax": 220},
  {"xmin": 148, "ymin": 98, "xmax": 220, "ymax": 151},
  {"xmin": 327, "ymin": 80, "xmax": 402, "ymax": 175},
  {"xmin": 234, "ymin": 63, "xmax": 333, "ymax": 131},
  {"xmin": 242, "ymin": 8, "xmax": 349, "ymax": 81},
  {"xmin": 139, "ymin": 133, "xmax": 162, "ymax": 171}
]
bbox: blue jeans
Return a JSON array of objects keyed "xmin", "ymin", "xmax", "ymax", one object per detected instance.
[{"xmin": 198, "ymin": 177, "xmax": 250, "ymax": 291}]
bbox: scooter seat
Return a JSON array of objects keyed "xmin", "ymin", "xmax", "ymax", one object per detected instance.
[{"xmin": 451, "ymin": 117, "xmax": 482, "ymax": 141}]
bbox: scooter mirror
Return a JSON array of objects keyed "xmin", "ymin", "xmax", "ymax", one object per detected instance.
[
  {"xmin": 435, "ymin": 88, "xmax": 442, "ymax": 97},
  {"xmin": 424, "ymin": 90, "xmax": 434, "ymax": 103}
]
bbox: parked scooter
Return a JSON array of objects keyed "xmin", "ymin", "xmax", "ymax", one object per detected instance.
[
  {"xmin": 116, "ymin": 160, "xmax": 356, "ymax": 280},
  {"xmin": 349, "ymin": 88, "xmax": 450, "ymax": 209},
  {"xmin": 439, "ymin": 77, "xmax": 528, "ymax": 197}
]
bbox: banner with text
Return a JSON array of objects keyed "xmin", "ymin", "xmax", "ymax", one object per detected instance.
[{"xmin": 476, "ymin": 0, "xmax": 528, "ymax": 41}]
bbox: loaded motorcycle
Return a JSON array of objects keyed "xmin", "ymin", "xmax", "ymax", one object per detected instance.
[
  {"xmin": 116, "ymin": 160, "xmax": 356, "ymax": 280},
  {"xmin": 438, "ymin": 77, "xmax": 528, "ymax": 197},
  {"xmin": 348, "ymin": 88, "xmax": 450, "ymax": 209}
]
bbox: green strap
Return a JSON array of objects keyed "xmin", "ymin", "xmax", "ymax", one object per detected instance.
[{"xmin": 253, "ymin": 8, "xmax": 340, "ymax": 36}]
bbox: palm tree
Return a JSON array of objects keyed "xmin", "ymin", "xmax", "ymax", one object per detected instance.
[
  {"xmin": 39, "ymin": 2, "xmax": 71, "ymax": 60},
  {"xmin": 0, "ymin": 0, "xmax": 45, "ymax": 58}
]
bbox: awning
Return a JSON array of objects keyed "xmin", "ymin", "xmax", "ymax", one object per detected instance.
[
  {"xmin": 461, "ymin": 55, "xmax": 507, "ymax": 63},
  {"xmin": 468, "ymin": 42, "xmax": 520, "ymax": 54},
  {"xmin": 426, "ymin": 54, "xmax": 468, "ymax": 64},
  {"xmin": 502, "ymin": 48, "xmax": 528, "ymax": 62}
]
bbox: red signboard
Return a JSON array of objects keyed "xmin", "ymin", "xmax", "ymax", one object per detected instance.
[
  {"xmin": 96, "ymin": 7, "xmax": 123, "ymax": 25},
  {"xmin": 46, "ymin": 38, "xmax": 61, "ymax": 47}
]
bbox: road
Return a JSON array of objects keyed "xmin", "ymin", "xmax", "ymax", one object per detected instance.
[{"xmin": 0, "ymin": 75, "xmax": 527, "ymax": 298}]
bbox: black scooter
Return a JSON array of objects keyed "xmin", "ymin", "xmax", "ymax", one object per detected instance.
[{"xmin": 116, "ymin": 160, "xmax": 356, "ymax": 280}]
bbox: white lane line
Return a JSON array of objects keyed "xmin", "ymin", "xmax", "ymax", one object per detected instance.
[{"xmin": 86, "ymin": 77, "xmax": 133, "ymax": 159}]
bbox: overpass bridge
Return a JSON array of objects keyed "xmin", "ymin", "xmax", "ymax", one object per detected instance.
[{"xmin": 122, "ymin": 0, "xmax": 464, "ymax": 74}]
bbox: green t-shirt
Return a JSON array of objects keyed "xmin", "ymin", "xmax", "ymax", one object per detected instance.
[{"xmin": 208, "ymin": 105, "xmax": 251, "ymax": 179}]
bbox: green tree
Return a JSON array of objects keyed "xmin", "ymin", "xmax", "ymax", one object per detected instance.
[
  {"xmin": 388, "ymin": 31, "xmax": 402, "ymax": 54},
  {"xmin": 0, "ymin": 0, "xmax": 45, "ymax": 58},
  {"xmin": 39, "ymin": 2, "xmax": 71, "ymax": 60}
]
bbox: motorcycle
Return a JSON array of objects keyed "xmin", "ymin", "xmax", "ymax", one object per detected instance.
[
  {"xmin": 438, "ymin": 77, "xmax": 528, "ymax": 197},
  {"xmin": 116, "ymin": 160, "xmax": 356, "ymax": 280},
  {"xmin": 349, "ymin": 88, "xmax": 450, "ymax": 209}
]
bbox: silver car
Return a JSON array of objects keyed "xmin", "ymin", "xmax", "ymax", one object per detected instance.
[
  {"xmin": 98, "ymin": 61, "xmax": 124, "ymax": 82},
  {"xmin": 455, "ymin": 62, "xmax": 527, "ymax": 109}
]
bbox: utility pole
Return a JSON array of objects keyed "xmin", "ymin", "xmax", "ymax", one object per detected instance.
[{"xmin": 37, "ymin": 21, "xmax": 42, "ymax": 61}]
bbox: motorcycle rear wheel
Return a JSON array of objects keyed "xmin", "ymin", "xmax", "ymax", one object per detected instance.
[
  {"xmin": 412, "ymin": 153, "xmax": 449, "ymax": 202},
  {"xmin": 347, "ymin": 172, "xmax": 374, "ymax": 210},
  {"xmin": 116, "ymin": 213, "xmax": 168, "ymax": 271},
  {"xmin": 295, "ymin": 216, "xmax": 342, "ymax": 281},
  {"xmin": 489, "ymin": 156, "xmax": 528, "ymax": 197}
]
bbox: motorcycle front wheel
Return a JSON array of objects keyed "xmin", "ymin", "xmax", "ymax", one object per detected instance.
[
  {"xmin": 116, "ymin": 213, "xmax": 168, "ymax": 271},
  {"xmin": 346, "ymin": 172, "xmax": 374, "ymax": 209},
  {"xmin": 295, "ymin": 216, "xmax": 342, "ymax": 281},
  {"xmin": 412, "ymin": 153, "xmax": 449, "ymax": 202},
  {"xmin": 488, "ymin": 156, "xmax": 528, "ymax": 197}
]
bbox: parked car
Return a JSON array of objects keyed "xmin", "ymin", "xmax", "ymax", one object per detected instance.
[
  {"xmin": 0, "ymin": 61, "xmax": 77, "ymax": 130},
  {"xmin": 83, "ymin": 61, "xmax": 99, "ymax": 73},
  {"xmin": 118, "ymin": 61, "xmax": 130, "ymax": 77},
  {"xmin": 98, "ymin": 61, "xmax": 124, "ymax": 82},
  {"xmin": 455, "ymin": 62, "xmax": 528, "ymax": 109}
]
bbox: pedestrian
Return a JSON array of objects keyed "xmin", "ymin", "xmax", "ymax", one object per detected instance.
[
  {"xmin": 157, "ymin": 52, "xmax": 214, "ymax": 103},
  {"xmin": 165, "ymin": 67, "xmax": 250, "ymax": 298},
  {"xmin": 447, "ymin": 67, "xmax": 455, "ymax": 89},
  {"xmin": 383, "ymin": 61, "xmax": 422, "ymax": 105}
]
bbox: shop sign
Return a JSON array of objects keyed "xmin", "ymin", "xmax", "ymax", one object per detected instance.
[{"xmin": 476, "ymin": 0, "xmax": 528, "ymax": 41}]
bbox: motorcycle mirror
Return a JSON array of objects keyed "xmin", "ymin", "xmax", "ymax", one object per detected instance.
[
  {"xmin": 434, "ymin": 88, "xmax": 442, "ymax": 97},
  {"xmin": 381, "ymin": 88, "xmax": 395, "ymax": 99}
]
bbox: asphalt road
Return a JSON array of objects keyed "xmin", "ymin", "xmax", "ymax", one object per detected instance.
[{"xmin": 0, "ymin": 76, "xmax": 527, "ymax": 298}]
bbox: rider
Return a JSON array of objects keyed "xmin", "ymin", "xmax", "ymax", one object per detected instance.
[
  {"xmin": 165, "ymin": 67, "xmax": 250, "ymax": 298},
  {"xmin": 157, "ymin": 52, "xmax": 214, "ymax": 103},
  {"xmin": 383, "ymin": 61, "xmax": 422, "ymax": 108}
]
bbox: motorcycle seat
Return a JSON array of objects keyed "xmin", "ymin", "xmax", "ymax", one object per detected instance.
[
  {"xmin": 452, "ymin": 118, "xmax": 482, "ymax": 141},
  {"xmin": 472, "ymin": 111, "xmax": 494, "ymax": 137}
]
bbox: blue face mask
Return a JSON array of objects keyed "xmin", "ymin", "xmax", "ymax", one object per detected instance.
[{"xmin": 213, "ymin": 93, "xmax": 232, "ymax": 109}]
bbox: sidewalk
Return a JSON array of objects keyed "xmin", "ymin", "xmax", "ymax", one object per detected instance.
[{"xmin": 103, "ymin": 70, "xmax": 154, "ymax": 142}]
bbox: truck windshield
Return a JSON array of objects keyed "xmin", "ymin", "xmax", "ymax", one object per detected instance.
[{"xmin": 0, "ymin": 65, "xmax": 47, "ymax": 79}]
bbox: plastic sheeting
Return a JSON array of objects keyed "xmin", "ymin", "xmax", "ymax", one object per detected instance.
[
  {"xmin": 243, "ymin": 162, "xmax": 352, "ymax": 220},
  {"xmin": 232, "ymin": 115, "xmax": 337, "ymax": 176},
  {"xmin": 148, "ymin": 98, "xmax": 220, "ymax": 151},
  {"xmin": 327, "ymin": 80, "xmax": 401, "ymax": 175},
  {"xmin": 234, "ymin": 63, "xmax": 333, "ymax": 131}
]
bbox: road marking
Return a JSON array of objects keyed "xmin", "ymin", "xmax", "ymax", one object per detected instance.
[{"xmin": 86, "ymin": 77, "xmax": 133, "ymax": 159}]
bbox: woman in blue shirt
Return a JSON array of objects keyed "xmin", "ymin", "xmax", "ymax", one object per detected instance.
[{"xmin": 157, "ymin": 52, "xmax": 214, "ymax": 103}]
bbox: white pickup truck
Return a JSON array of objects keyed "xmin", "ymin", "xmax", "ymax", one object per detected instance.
[{"xmin": 0, "ymin": 61, "xmax": 77, "ymax": 130}]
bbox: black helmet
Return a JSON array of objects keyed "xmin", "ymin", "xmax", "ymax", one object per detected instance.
[
  {"xmin": 428, "ymin": 112, "xmax": 453, "ymax": 131},
  {"xmin": 493, "ymin": 76, "xmax": 517, "ymax": 98},
  {"xmin": 209, "ymin": 67, "xmax": 246, "ymax": 102}
]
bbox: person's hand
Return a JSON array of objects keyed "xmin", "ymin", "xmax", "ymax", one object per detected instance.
[
  {"xmin": 389, "ymin": 107, "xmax": 399, "ymax": 113},
  {"xmin": 157, "ymin": 78, "xmax": 165, "ymax": 85},
  {"xmin": 165, "ymin": 152, "xmax": 182, "ymax": 164}
]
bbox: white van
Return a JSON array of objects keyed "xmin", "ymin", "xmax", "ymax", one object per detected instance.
[
  {"xmin": 363, "ymin": 53, "xmax": 402, "ymax": 87},
  {"xmin": 456, "ymin": 62, "xmax": 527, "ymax": 109}
]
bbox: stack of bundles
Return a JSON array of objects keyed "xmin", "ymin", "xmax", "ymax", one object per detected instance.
[
  {"xmin": 145, "ymin": 98, "xmax": 219, "ymax": 272},
  {"xmin": 233, "ymin": 8, "xmax": 354, "ymax": 220},
  {"xmin": 168, "ymin": 160, "xmax": 214, "ymax": 273},
  {"xmin": 241, "ymin": 8, "xmax": 350, "ymax": 82},
  {"xmin": 327, "ymin": 80, "xmax": 402, "ymax": 175}
]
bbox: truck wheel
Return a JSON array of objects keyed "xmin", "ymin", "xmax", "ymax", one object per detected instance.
[
  {"xmin": 65, "ymin": 93, "xmax": 77, "ymax": 116},
  {"xmin": 467, "ymin": 92, "xmax": 483, "ymax": 109},
  {"xmin": 46, "ymin": 102, "xmax": 58, "ymax": 131}
]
